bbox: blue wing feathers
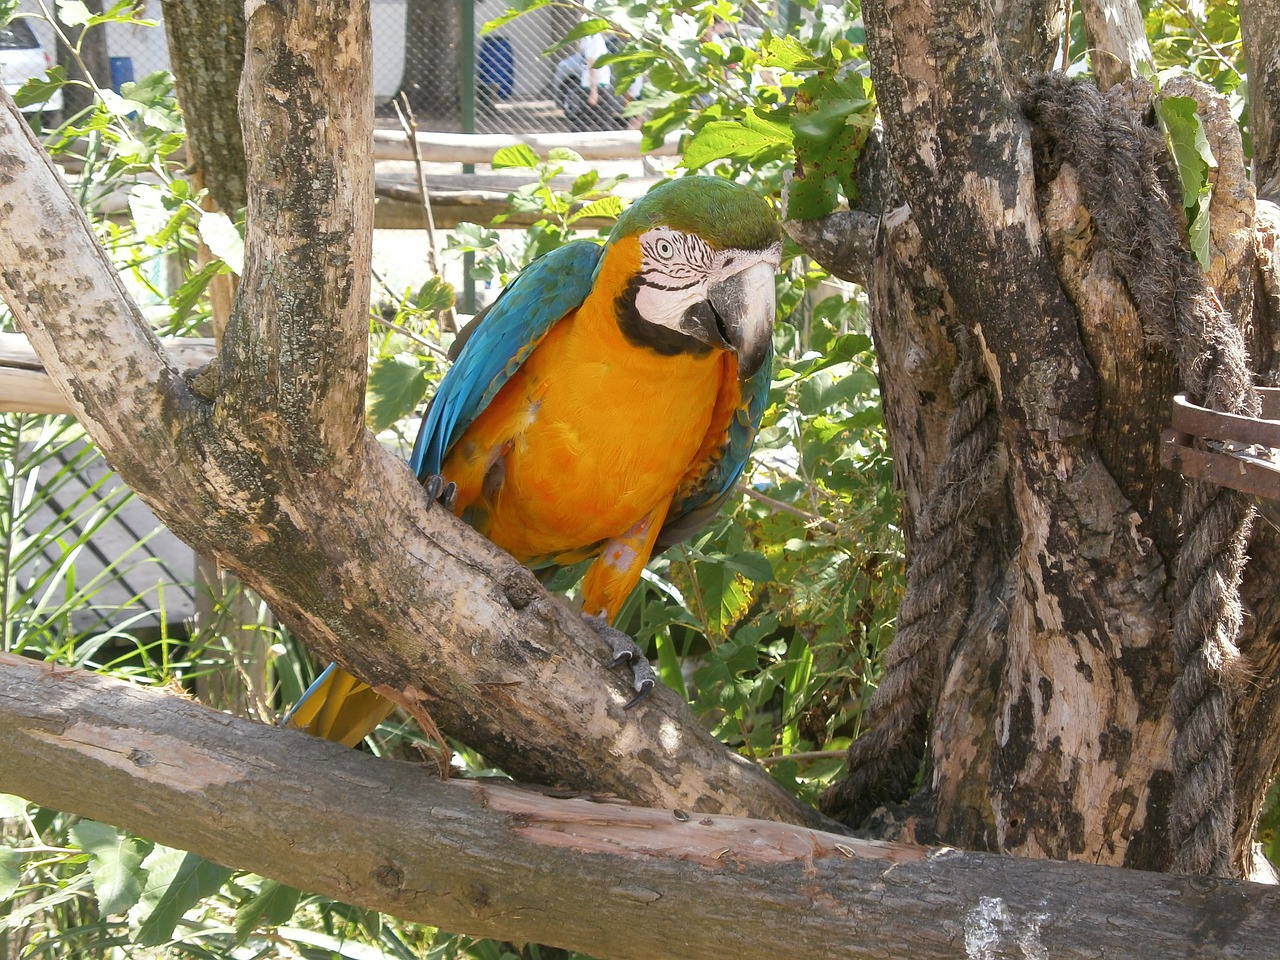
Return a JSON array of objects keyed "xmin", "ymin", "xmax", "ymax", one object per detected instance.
[{"xmin": 409, "ymin": 240, "xmax": 603, "ymax": 478}]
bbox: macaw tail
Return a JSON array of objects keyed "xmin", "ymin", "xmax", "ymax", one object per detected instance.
[{"xmin": 283, "ymin": 662, "xmax": 396, "ymax": 748}]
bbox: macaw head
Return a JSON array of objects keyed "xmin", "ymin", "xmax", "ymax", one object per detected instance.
[{"xmin": 604, "ymin": 176, "xmax": 782, "ymax": 379}]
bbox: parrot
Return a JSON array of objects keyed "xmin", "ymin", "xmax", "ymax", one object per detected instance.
[{"xmin": 285, "ymin": 175, "xmax": 781, "ymax": 746}]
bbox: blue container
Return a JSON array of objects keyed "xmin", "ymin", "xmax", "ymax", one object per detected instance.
[
  {"xmin": 109, "ymin": 56, "xmax": 134, "ymax": 93},
  {"xmin": 477, "ymin": 37, "xmax": 514, "ymax": 100}
]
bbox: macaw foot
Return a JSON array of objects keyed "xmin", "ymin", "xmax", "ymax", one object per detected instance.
[
  {"xmin": 582, "ymin": 612, "xmax": 656, "ymax": 710},
  {"xmin": 422, "ymin": 473, "xmax": 458, "ymax": 512}
]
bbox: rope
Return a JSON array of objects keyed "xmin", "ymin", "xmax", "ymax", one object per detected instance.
[
  {"xmin": 821, "ymin": 325, "xmax": 999, "ymax": 826},
  {"xmin": 1024, "ymin": 75, "xmax": 1255, "ymax": 876}
]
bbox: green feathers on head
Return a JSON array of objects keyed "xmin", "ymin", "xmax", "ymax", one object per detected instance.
[{"xmin": 611, "ymin": 176, "xmax": 780, "ymax": 252}]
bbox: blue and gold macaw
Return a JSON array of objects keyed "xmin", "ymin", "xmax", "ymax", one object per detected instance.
[{"xmin": 287, "ymin": 176, "xmax": 781, "ymax": 745}]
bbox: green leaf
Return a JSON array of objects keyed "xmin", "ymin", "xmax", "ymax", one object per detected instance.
[
  {"xmin": 197, "ymin": 211, "xmax": 244, "ymax": 276},
  {"xmin": 786, "ymin": 70, "xmax": 874, "ymax": 219},
  {"xmin": 547, "ymin": 146, "xmax": 584, "ymax": 163},
  {"xmin": 722, "ymin": 550, "xmax": 774, "ymax": 583},
  {"xmin": 694, "ymin": 558, "xmax": 756, "ymax": 637},
  {"xmin": 167, "ymin": 259, "xmax": 226, "ymax": 327},
  {"xmin": 480, "ymin": 0, "xmax": 549, "ymax": 34},
  {"xmin": 13, "ymin": 66, "xmax": 68, "ymax": 109},
  {"xmin": 0, "ymin": 794, "xmax": 28, "ymax": 819},
  {"xmin": 0, "ymin": 847, "xmax": 20, "ymax": 902},
  {"xmin": 681, "ymin": 110, "xmax": 793, "ymax": 170},
  {"xmin": 1158, "ymin": 95, "xmax": 1215, "ymax": 202},
  {"xmin": 128, "ymin": 184, "xmax": 174, "ymax": 240},
  {"xmin": 780, "ymin": 633, "xmax": 814, "ymax": 752},
  {"xmin": 571, "ymin": 169, "xmax": 599, "ymax": 197},
  {"xmin": 1188, "ymin": 200, "xmax": 1212, "ymax": 268},
  {"xmin": 0, "ymin": 874, "xmax": 91, "ymax": 932},
  {"xmin": 56, "ymin": 0, "xmax": 93, "ymax": 26},
  {"xmin": 235, "ymin": 879, "xmax": 302, "ymax": 943},
  {"xmin": 561, "ymin": 17, "xmax": 611, "ymax": 44},
  {"xmin": 413, "ymin": 275, "xmax": 456, "ymax": 314},
  {"xmin": 653, "ymin": 627, "xmax": 688, "ymax": 699},
  {"xmin": 570, "ymin": 196, "xmax": 625, "ymax": 223},
  {"xmin": 491, "ymin": 143, "xmax": 540, "ymax": 169},
  {"xmin": 1157, "ymin": 93, "xmax": 1215, "ymax": 270},
  {"xmin": 131, "ymin": 849, "xmax": 233, "ymax": 946},
  {"xmin": 758, "ymin": 33, "xmax": 814, "ymax": 71},
  {"xmin": 367, "ymin": 353, "xmax": 431, "ymax": 432},
  {"xmin": 88, "ymin": 0, "xmax": 158, "ymax": 26},
  {"xmin": 69, "ymin": 820, "xmax": 150, "ymax": 916}
]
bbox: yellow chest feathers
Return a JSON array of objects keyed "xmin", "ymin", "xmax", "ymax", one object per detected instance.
[{"xmin": 443, "ymin": 236, "xmax": 740, "ymax": 562}]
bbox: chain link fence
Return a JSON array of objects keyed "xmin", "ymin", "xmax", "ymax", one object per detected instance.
[
  {"xmin": 18, "ymin": 0, "xmax": 609, "ymax": 135},
  {"xmin": 375, "ymin": 0, "xmax": 596, "ymax": 134}
]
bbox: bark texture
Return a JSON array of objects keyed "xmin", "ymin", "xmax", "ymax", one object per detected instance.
[
  {"xmin": 0, "ymin": 3, "xmax": 819, "ymax": 830},
  {"xmin": 161, "ymin": 0, "xmax": 248, "ymax": 213},
  {"xmin": 397, "ymin": 0, "xmax": 461, "ymax": 122},
  {"xmin": 55, "ymin": 0, "xmax": 109, "ymax": 120},
  {"xmin": 1242, "ymin": 0, "xmax": 1280, "ymax": 200},
  {"xmin": 4, "ymin": 654, "xmax": 1279, "ymax": 960},
  {"xmin": 1078, "ymin": 0, "xmax": 1152, "ymax": 88},
  {"xmin": 812, "ymin": 0, "xmax": 1280, "ymax": 880}
]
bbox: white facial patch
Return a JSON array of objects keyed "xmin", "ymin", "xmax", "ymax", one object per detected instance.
[
  {"xmin": 633, "ymin": 229, "xmax": 780, "ymax": 337},
  {"xmin": 633, "ymin": 228, "xmax": 714, "ymax": 330}
]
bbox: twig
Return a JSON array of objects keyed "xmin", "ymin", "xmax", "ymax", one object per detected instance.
[
  {"xmin": 678, "ymin": 543, "xmax": 712, "ymax": 641},
  {"xmin": 735, "ymin": 482, "xmax": 840, "ymax": 534},
  {"xmin": 370, "ymin": 313, "xmax": 450, "ymax": 360},
  {"xmin": 1060, "ymin": 0, "xmax": 1072, "ymax": 72},
  {"xmin": 759, "ymin": 749, "xmax": 849, "ymax": 767},
  {"xmin": 394, "ymin": 94, "xmax": 457, "ymax": 333},
  {"xmin": 1167, "ymin": 0, "xmax": 1243, "ymax": 78},
  {"xmin": 369, "ymin": 266, "xmax": 451, "ymax": 359}
]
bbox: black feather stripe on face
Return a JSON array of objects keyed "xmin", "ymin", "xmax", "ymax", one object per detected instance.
[{"xmin": 614, "ymin": 272, "xmax": 715, "ymax": 357}]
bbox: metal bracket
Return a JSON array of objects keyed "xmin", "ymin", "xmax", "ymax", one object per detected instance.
[{"xmin": 1160, "ymin": 388, "xmax": 1280, "ymax": 502}]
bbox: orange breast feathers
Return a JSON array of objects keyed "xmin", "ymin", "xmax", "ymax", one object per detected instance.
[{"xmin": 441, "ymin": 235, "xmax": 743, "ymax": 618}]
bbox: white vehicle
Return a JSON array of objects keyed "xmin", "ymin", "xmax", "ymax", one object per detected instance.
[{"xmin": 1, "ymin": 18, "xmax": 63, "ymax": 122}]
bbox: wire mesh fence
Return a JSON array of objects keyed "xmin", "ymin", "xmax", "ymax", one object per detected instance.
[
  {"xmin": 376, "ymin": 0, "xmax": 602, "ymax": 135},
  {"xmin": 17, "ymin": 0, "xmax": 612, "ymax": 136}
]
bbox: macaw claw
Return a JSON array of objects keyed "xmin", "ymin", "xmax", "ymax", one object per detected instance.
[
  {"xmin": 582, "ymin": 612, "xmax": 657, "ymax": 709},
  {"xmin": 423, "ymin": 474, "xmax": 458, "ymax": 512}
]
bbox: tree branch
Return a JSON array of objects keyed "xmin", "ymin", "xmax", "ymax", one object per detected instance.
[
  {"xmin": 1242, "ymin": 0, "xmax": 1280, "ymax": 200},
  {"xmin": 2, "ymin": 654, "xmax": 1277, "ymax": 960},
  {"xmin": 218, "ymin": 1, "xmax": 374, "ymax": 471},
  {"xmin": 0, "ymin": 3, "xmax": 818, "ymax": 829},
  {"xmin": 0, "ymin": 332, "xmax": 215, "ymax": 415},
  {"xmin": 1078, "ymin": 0, "xmax": 1153, "ymax": 89},
  {"xmin": 0, "ymin": 93, "xmax": 196, "ymax": 499},
  {"xmin": 161, "ymin": 0, "xmax": 248, "ymax": 213},
  {"xmin": 783, "ymin": 211, "xmax": 879, "ymax": 286}
]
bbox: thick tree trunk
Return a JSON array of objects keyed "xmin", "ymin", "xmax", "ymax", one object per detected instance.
[
  {"xmin": 0, "ymin": 2, "xmax": 818, "ymax": 830},
  {"xmin": 3, "ymin": 653, "xmax": 1278, "ymax": 960},
  {"xmin": 160, "ymin": 0, "xmax": 248, "ymax": 214},
  {"xmin": 397, "ymin": 0, "xmax": 461, "ymax": 123},
  {"xmin": 55, "ymin": 0, "xmax": 109, "ymax": 120},
  {"xmin": 1078, "ymin": 0, "xmax": 1151, "ymax": 88},
  {"xmin": 1242, "ymin": 0, "xmax": 1280, "ymax": 200},
  {"xmin": 812, "ymin": 0, "xmax": 1280, "ymax": 880},
  {"xmin": 161, "ymin": 0, "xmax": 256, "ymax": 717}
]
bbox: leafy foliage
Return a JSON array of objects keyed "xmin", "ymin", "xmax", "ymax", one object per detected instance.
[{"xmin": 1157, "ymin": 93, "xmax": 1217, "ymax": 269}]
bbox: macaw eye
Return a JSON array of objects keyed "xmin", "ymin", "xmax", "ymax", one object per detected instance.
[{"xmin": 655, "ymin": 237, "xmax": 676, "ymax": 260}]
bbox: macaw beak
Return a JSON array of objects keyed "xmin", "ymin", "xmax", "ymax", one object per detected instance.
[{"xmin": 707, "ymin": 259, "xmax": 776, "ymax": 380}]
